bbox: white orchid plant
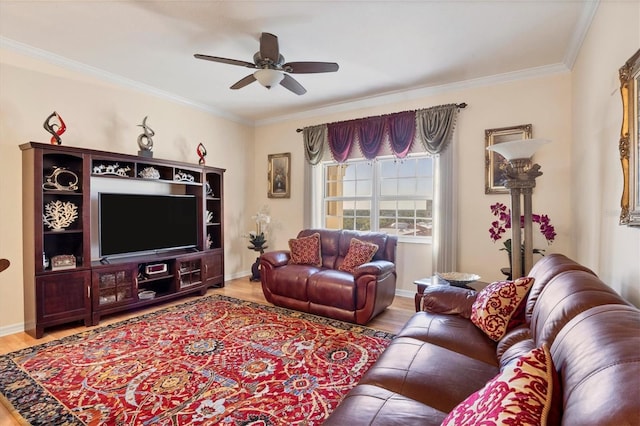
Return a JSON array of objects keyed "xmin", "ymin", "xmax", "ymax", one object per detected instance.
[{"xmin": 247, "ymin": 205, "xmax": 271, "ymax": 249}]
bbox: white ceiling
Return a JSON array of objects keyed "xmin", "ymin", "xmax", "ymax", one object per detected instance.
[{"xmin": 0, "ymin": 1, "xmax": 597, "ymax": 125}]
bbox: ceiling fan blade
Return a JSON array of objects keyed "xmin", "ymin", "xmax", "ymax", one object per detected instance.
[
  {"xmin": 283, "ymin": 61, "xmax": 339, "ymax": 74},
  {"xmin": 259, "ymin": 32, "xmax": 279, "ymax": 63},
  {"xmin": 280, "ymin": 74, "xmax": 306, "ymax": 95},
  {"xmin": 230, "ymin": 74, "xmax": 257, "ymax": 90},
  {"xmin": 194, "ymin": 54, "xmax": 256, "ymax": 68}
]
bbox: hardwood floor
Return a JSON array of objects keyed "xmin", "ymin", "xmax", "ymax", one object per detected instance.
[{"xmin": 0, "ymin": 276, "xmax": 415, "ymax": 425}]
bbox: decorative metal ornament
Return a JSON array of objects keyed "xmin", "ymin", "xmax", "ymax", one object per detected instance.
[
  {"xmin": 137, "ymin": 116, "xmax": 155, "ymax": 157},
  {"xmin": 92, "ymin": 163, "xmax": 131, "ymax": 177},
  {"xmin": 174, "ymin": 171, "xmax": 195, "ymax": 182},
  {"xmin": 43, "ymin": 200, "xmax": 78, "ymax": 231},
  {"xmin": 138, "ymin": 166, "xmax": 160, "ymax": 179},
  {"xmin": 43, "ymin": 111, "xmax": 66, "ymax": 145},
  {"xmin": 42, "ymin": 167, "xmax": 79, "ymax": 191},
  {"xmin": 197, "ymin": 143, "xmax": 207, "ymax": 165}
]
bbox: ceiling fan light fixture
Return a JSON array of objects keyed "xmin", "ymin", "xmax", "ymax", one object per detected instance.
[{"xmin": 254, "ymin": 68, "xmax": 284, "ymax": 89}]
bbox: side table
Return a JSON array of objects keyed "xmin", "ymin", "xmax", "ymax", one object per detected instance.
[
  {"xmin": 249, "ymin": 245, "xmax": 267, "ymax": 282},
  {"xmin": 413, "ymin": 276, "xmax": 488, "ymax": 312}
]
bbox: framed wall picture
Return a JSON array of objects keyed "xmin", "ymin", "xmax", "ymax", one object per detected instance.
[
  {"xmin": 268, "ymin": 152, "xmax": 291, "ymax": 198},
  {"xmin": 485, "ymin": 124, "xmax": 533, "ymax": 194}
]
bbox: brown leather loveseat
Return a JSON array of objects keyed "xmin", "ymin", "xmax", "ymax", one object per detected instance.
[
  {"xmin": 325, "ymin": 254, "xmax": 640, "ymax": 425},
  {"xmin": 260, "ymin": 228, "xmax": 397, "ymax": 325}
]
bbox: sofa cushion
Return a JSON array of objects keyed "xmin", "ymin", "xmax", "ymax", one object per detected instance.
[
  {"xmin": 288, "ymin": 232, "xmax": 322, "ymax": 266},
  {"xmin": 307, "ymin": 269, "xmax": 356, "ymax": 310},
  {"xmin": 496, "ymin": 325, "xmax": 536, "ymax": 369},
  {"xmin": 442, "ymin": 344, "xmax": 556, "ymax": 426},
  {"xmin": 269, "ymin": 264, "xmax": 321, "ymax": 300},
  {"xmin": 357, "ymin": 337, "xmax": 499, "ymax": 413},
  {"xmin": 421, "ymin": 285, "xmax": 478, "ymax": 317},
  {"xmin": 550, "ymin": 305, "xmax": 640, "ymax": 425},
  {"xmin": 397, "ymin": 312, "xmax": 498, "ymax": 366},
  {"xmin": 322, "ymin": 384, "xmax": 448, "ymax": 426},
  {"xmin": 338, "ymin": 238, "xmax": 379, "ymax": 273},
  {"xmin": 530, "ymin": 270, "xmax": 630, "ymax": 348},
  {"xmin": 471, "ymin": 277, "xmax": 535, "ymax": 341},
  {"xmin": 524, "ymin": 253, "xmax": 596, "ymax": 323}
]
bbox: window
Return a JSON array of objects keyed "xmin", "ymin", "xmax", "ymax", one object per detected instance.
[{"xmin": 321, "ymin": 154, "xmax": 433, "ymax": 241}]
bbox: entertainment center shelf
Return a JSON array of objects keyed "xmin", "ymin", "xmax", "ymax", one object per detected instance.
[
  {"xmin": 21, "ymin": 142, "xmax": 225, "ymax": 338},
  {"xmin": 90, "ymin": 250, "xmax": 209, "ymax": 324}
]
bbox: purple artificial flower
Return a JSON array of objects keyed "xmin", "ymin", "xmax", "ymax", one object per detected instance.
[{"xmin": 489, "ymin": 203, "xmax": 556, "ymax": 247}]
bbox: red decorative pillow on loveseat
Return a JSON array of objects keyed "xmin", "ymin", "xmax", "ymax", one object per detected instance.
[
  {"xmin": 288, "ymin": 233, "xmax": 322, "ymax": 266},
  {"xmin": 338, "ymin": 238, "xmax": 379, "ymax": 274},
  {"xmin": 442, "ymin": 344, "xmax": 557, "ymax": 426}
]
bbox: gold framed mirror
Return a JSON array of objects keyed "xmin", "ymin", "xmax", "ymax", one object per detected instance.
[{"xmin": 619, "ymin": 49, "xmax": 640, "ymax": 226}]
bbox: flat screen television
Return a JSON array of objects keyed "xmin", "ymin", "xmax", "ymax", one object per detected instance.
[{"xmin": 99, "ymin": 193, "xmax": 198, "ymax": 259}]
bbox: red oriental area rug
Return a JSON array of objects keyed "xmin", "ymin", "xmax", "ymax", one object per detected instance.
[{"xmin": 0, "ymin": 295, "xmax": 393, "ymax": 425}]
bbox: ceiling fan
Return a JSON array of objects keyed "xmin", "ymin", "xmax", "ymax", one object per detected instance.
[{"xmin": 194, "ymin": 32, "xmax": 339, "ymax": 95}]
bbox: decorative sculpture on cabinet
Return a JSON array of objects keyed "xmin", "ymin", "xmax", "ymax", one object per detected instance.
[
  {"xmin": 137, "ymin": 116, "xmax": 155, "ymax": 158},
  {"xmin": 43, "ymin": 200, "xmax": 78, "ymax": 231},
  {"xmin": 43, "ymin": 111, "xmax": 66, "ymax": 145},
  {"xmin": 197, "ymin": 143, "xmax": 207, "ymax": 165}
]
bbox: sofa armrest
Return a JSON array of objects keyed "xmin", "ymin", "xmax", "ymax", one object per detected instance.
[
  {"xmin": 352, "ymin": 260, "xmax": 395, "ymax": 279},
  {"xmin": 421, "ymin": 285, "xmax": 478, "ymax": 318},
  {"xmin": 260, "ymin": 250, "xmax": 291, "ymax": 268}
]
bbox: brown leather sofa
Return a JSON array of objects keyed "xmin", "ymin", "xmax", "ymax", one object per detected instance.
[
  {"xmin": 259, "ymin": 229, "xmax": 397, "ymax": 325},
  {"xmin": 324, "ymin": 254, "xmax": 640, "ymax": 425}
]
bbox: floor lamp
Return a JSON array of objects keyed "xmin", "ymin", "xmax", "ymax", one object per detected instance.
[{"xmin": 487, "ymin": 139, "xmax": 550, "ymax": 279}]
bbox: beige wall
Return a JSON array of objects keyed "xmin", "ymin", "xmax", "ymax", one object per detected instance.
[
  {"xmin": 571, "ymin": 1, "xmax": 640, "ymax": 305},
  {"xmin": 0, "ymin": 49, "xmax": 254, "ymax": 333}
]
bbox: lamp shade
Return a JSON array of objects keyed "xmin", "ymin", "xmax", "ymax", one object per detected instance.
[
  {"xmin": 486, "ymin": 138, "xmax": 551, "ymax": 160},
  {"xmin": 254, "ymin": 69, "xmax": 284, "ymax": 89}
]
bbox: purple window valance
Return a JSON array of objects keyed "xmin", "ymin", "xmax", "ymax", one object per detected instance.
[
  {"xmin": 327, "ymin": 121, "xmax": 357, "ymax": 163},
  {"xmin": 387, "ymin": 111, "xmax": 416, "ymax": 159},
  {"xmin": 357, "ymin": 116, "xmax": 386, "ymax": 160},
  {"xmin": 303, "ymin": 104, "xmax": 462, "ymax": 164},
  {"xmin": 327, "ymin": 113, "xmax": 416, "ymax": 163}
]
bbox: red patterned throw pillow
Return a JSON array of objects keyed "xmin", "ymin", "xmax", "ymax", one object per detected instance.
[
  {"xmin": 442, "ymin": 344, "xmax": 555, "ymax": 426},
  {"xmin": 338, "ymin": 238, "xmax": 379, "ymax": 274},
  {"xmin": 471, "ymin": 277, "xmax": 535, "ymax": 341},
  {"xmin": 288, "ymin": 233, "xmax": 322, "ymax": 266}
]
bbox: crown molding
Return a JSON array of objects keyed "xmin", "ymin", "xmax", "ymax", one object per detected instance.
[
  {"xmin": 0, "ymin": 36, "xmax": 253, "ymax": 126},
  {"xmin": 255, "ymin": 63, "xmax": 571, "ymax": 127}
]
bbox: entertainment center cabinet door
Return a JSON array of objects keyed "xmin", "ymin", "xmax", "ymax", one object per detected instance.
[
  {"xmin": 90, "ymin": 265, "xmax": 138, "ymax": 325},
  {"xmin": 176, "ymin": 254, "xmax": 205, "ymax": 292},
  {"xmin": 203, "ymin": 250, "xmax": 224, "ymax": 288},
  {"xmin": 92, "ymin": 267, "xmax": 136, "ymax": 305},
  {"xmin": 28, "ymin": 271, "xmax": 91, "ymax": 338}
]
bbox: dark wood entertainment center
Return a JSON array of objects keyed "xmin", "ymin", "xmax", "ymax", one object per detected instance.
[{"xmin": 21, "ymin": 142, "xmax": 225, "ymax": 338}]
